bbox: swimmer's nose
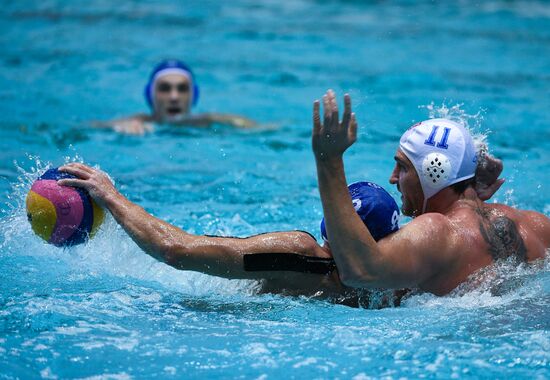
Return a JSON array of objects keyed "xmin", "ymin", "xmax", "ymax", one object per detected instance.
[
  {"xmin": 169, "ymin": 88, "xmax": 180, "ymax": 100},
  {"xmin": 389, "ymin": 164, "xmax": 399, "ymax": 185}
]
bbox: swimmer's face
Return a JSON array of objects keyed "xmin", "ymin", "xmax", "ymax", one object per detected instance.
[
  {"xmin": 389, "ymin": 150, "xmax": 424, "ymax": 217},
  {"xmin": 153, "ymin": 74, "xmax": 193, "ymax": 122}
]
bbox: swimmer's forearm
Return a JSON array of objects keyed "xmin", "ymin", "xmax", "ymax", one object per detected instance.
[
  {"xmin": 103, "ymin": 193, "xmax": 332, "ymax": 279},
  {"xmin": 103, "ymin": 193, "xmax": 183, "ymax": 263},
  {"xmin": 316, "ymin": 158, "xmax": 381, "ymax": 287}
]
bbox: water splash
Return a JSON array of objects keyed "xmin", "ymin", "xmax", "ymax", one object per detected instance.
[
  {"xmin": 1, "ymin": 156, "xmax": 547, "ymax": 309},
  {"xmin": 0, "ymin": 156, "xmax": 259, "ymax": 298},
  {"xmin": 403, "ymin": 255, "xmax": 550, "ymax": 309},
  {"xmin": 419, "ymin": 101, "xmax": 489, "ymax": 154},
  {"xmin": 420, "ymin": 101, "xmax": 485, "ymax": 129},
  {"xmin": 1, "ymin": 153, "xmax": 93, "ymax": 223}
]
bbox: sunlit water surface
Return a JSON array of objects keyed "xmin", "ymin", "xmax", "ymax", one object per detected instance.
[{"xmin": 1, "ymin": 1, "xmax": 549, "ymax": 378}]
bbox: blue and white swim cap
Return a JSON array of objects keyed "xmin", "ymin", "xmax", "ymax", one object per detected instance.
[
  {"xmin": 320, "ymin": 182, "xmax": 400, "ymax": 242},
  {"xmin": 144, "ymin": 59, "xmax": 200, "ymax": 109},
  {"xmin": 399, "ymin": 118, "xmax": 477, "ymax": 211}
]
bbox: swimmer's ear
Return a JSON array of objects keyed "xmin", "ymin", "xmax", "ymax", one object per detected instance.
[{"xmin": 476, "ymin": 178, "xmax": 505, "ymax": 201}]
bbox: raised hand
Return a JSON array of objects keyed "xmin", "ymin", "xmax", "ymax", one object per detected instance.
[
  {"xmin": 58, "ymin": 163, "xmax": 120, "ymax": 208},
  {"xmin": 312, "ymin": 89, "xmax": 358, "ymax": 161}
]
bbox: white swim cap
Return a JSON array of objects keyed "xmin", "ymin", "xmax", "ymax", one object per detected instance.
[{"xmin": 399, "ymin": 118, "xmax": 477, "ymax": 211}]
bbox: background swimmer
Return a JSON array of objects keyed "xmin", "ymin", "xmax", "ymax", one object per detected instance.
[{"xmin": 96, "ymin": 59, "xmax": 257, "ymax": 135}]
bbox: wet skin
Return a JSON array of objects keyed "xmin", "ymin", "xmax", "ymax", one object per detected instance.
[
  {"xmin": 65, "ymin": 90, "xmax": 549, "ymax": 301},
  {"xmin": 387, "ymin": 149, "xmax": 545, "ymax": 293},
  {"xmin": 313, "ymin": 90, "xmax": 550, "ymax": 296}
]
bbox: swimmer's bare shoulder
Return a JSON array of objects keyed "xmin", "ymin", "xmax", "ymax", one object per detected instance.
[
  {"xmin": 395, "ymin": 208, "xmax": 527, "ymax": 295},
  {"xmin": 477, "ymin": 204, "xmax": 549, "ymax": 252},
  {"xmin": 373, "ymin": 213, "xmax": 459, "ymax": 290},
  {"xmin": 374, "ymin": 209, "xmax": 538, "ymax": 295},
  {"xmin": 494, "ymin": 205, "xmax": 550, "ymax": 259},
  {"xmin": 521, "ymin": 209, "xmax": 550, "ymax": 248}
]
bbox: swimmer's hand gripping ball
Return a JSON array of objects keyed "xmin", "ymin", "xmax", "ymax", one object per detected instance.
[{"xmin": 26, "ymin": 168, "xmax": 105, "ymax": 246}]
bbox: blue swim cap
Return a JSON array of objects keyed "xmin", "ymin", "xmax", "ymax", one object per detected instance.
[
  {"xmin": 144, "ymin": 59, "xmax": 200, "ymax": 109},
  {"xmin": 320, "ymin": 182, "xmax": 400, "ymax": 242}
]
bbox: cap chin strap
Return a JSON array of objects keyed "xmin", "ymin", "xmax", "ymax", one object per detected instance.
[{"xmin": 421, "ymin": 197, "xmax": 428, "ymax": 214}]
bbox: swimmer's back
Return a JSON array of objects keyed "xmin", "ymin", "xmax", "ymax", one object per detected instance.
[
  {"xmin": 418, "ymin": 198, "xmax": 549, "ymax": 295},
  {"xmin": 449, "ymin": 199, "xmax": 548, "ymax": 261},
  {"xmin": 487, "ymin": 203, "xmax": 550, "ymax": 260}
]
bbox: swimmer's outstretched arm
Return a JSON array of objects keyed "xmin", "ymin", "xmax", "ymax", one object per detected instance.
[
  {"xmin": 93, "ymin": 113, "xmax": 256, "ymax": 132},
  {"xmin": 57, "ymin": 163, "xmax": 330, "ymax": 281},
  {"xmin": 175, "ymin": 113, "xmax": 258, "ymax": 129},
  {"xmin": 312, "ymin": 90, "xmax": 454, "ymax": 291},
  {"xmin": 92, "ymin": 114, "xmax": 154, "ymax": 135}
]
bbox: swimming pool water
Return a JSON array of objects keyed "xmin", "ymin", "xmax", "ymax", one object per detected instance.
[{"xmin": 1, "ymin": 1, "xmax": 549, "ymax": 378}]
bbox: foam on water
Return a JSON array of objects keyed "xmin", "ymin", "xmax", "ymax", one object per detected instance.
[
  {"xmin": 1, "ymin": 157, "xmax": 261, "ymax": 297},
  {"xmin": 404, "ymin": 255, "xmax": 550, "ymax": 309}
]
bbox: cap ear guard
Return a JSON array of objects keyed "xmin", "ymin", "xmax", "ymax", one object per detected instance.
[{"xmin": 421, "ymin": 152, "xmax": 452, "ymax": 189}]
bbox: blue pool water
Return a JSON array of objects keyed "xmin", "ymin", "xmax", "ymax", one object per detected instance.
[{"xmin": 1, "ymin": 1, "xmax": 549, "ymax": 378}]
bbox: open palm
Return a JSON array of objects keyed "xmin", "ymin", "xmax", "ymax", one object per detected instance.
[{"xmin": 312, "ymin": 89, "xmax": 358, "ymax": 160}]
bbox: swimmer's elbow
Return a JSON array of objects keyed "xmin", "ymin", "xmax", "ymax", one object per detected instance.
[
  {"xmin": 333, "ymin": 252, "xmax": 383, "ymax": 288},
  {"xmin": 338, "ymin": 269, "xmax": 379, "ymax": 289},
  {"xmin": 340, "ymin": 271, "xmax": 407, "ymax": 290},
  {"xmin": 159, "ymin": 241, "xmax": 189, "ymax": 268},
  {"xmin": 163, "ymin": 249, "xmax": 180, "ymax": 267}
]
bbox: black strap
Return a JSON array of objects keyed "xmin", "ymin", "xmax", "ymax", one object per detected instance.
[{"xmin": 243, "ymin": 253, "xmax": 336, "ymax": 275}]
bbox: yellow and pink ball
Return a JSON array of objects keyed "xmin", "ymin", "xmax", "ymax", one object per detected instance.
[{"xmin": 26, "ymin": 168, "xmax": 104, "ymax": 247}]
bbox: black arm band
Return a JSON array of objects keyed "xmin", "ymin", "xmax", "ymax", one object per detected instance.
[{"xmin": 243, "ymin": 253, "xmax": 336, "ymax": 275}]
